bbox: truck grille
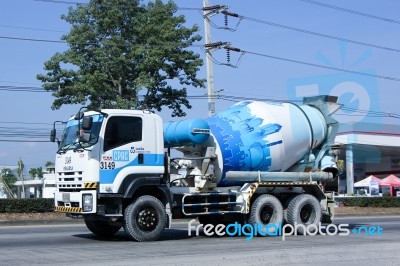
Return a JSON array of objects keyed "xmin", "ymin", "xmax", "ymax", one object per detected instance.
[{"xmin": 57, "ymin": 171, "xmax": 84, "ymax": 192}]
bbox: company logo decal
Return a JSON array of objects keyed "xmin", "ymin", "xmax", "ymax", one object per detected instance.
[{"xmin": 113, "ymin": 150, "xmax": 129, "ymax": 161}]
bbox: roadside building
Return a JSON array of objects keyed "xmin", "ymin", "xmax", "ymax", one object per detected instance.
[
  {"xmin": 0, "ymin": 164, "xmax": 56, "ymax": 198},
  {"xmin": 41, "ymin": 164, "xmax": 56, "ymax": 198},
  {"xmin": 335, "ymin": 122, "xmax": 400, "ymax": 195},
  {"xmin": 14, "ymin": 164, "xmax": 56, "ymax": 198}
]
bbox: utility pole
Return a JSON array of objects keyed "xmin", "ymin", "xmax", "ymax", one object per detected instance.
[
  {"xmin": 18, "ymin": 158, "xmax": 25, "ymax": 198},
  {"xmin": 202, "ymin": 3, "xmax": 232, "ymax": 116},
  {"xmin": 203, "ymin": 0, "xmax": 215, "ymax": 116}
]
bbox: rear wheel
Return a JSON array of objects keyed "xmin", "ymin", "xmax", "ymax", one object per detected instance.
[
  {"xmin": 286, "ymin": 194, "xmax": 322, "ymax": 235},
  {"xmin": 84, "ymin": 219, "xmax": 121, "ymax": 237},
  {"xmin": 124, "ymin": 195, "xmax": 166, "ymax": 242},
  {"xmin": 248, "ymin": 194, "xmax": 283, "ymax": 236}
]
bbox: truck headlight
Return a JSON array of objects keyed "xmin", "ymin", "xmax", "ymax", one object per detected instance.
[{"xmin": 82, "ymin": 194, "xmax": 93, "ymax": 212}]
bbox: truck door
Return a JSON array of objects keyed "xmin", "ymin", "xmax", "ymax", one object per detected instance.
[{"xmin": 99, "ymin": 116, "xmax": 144, "ymax": 188}]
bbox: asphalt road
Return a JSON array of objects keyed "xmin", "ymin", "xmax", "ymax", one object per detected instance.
[{"xmin": 0, "ymin": 216, "xmax": 399, "ymax": 266}]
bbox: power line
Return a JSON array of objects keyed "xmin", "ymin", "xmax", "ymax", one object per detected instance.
[
  {"xmin": 7, "ymin": 6, "xmax": 399, "ymax": 55},
  {"xmin": 0, "ymin": 80, "xmax": 41, "ymax": 85},
  {"xmin": 186, "ymin": 94, "xmax": 400, "ymax": 119},
  {"xmin": 299, "ymin": 0, "xmax": 400, "ymax": 25},
  {"xmin": 1, "ymin": 11, "xmax": 398, "ymax": 78},
  {"xmin": 237, "ymin": 15, "xmax": 400, "ymax": 53},
  {"xmin": 0, "ymin": 35, "xmax": 205, "ymax": 49},
  {"xmin": 0, "ymin": 86, "xmax": 47, "ymax": 92},
  {"xmin": 1, "ymin": 40, "xmax": 397, "ymax": 83},
  {"xmin": 335, "ymin": 113, "xmax": 395, "ymax": 118},
  {"xmin": 0, "ymin": 93, "xmax": 398, "ymax": 144},
  {"xmin": 239, "ymin": 48, "xmax": 400, "ymax": 82},
  {"xmin": 0, "ymin": 24, "xmax": 65, "ymax": 33},
  {"xmin": 149, "ymin": 93, "xmax": 400, "ymax": 119},
  {"xmin": 12, "ymin": 3, "xmax": 400, "ymax": 55},
  {"xmin": 0, "ymin": 139, "xmax": 50, "ymax": 142},
  {"xmin": 2, "ymin": 81, "xmax": 400, "ymax": 116},
  {"xmin": 34, "ymin": 0, "xmax": 199, "ymax": 9},
  {"xmin": 341, "ymin": 107, "xmax": 400, "ymax": 119},
  {"xmin": 0, "ymin": 121, "xmax": 53, "ymax": 125},
  {"xmin": 178, "ymin": 7, "xmax": 201, "ymax": 11},
  {"xmin": 34, "ymin": 0, "xmax": 83, "ymax": 4},
  {"xmin": 0, "ymin": 35, "xmax": 67, "ymax": 44}
]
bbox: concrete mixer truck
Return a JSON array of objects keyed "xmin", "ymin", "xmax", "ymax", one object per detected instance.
[{"xmin": 51, "ymin": 95, "xmax": 341, "ymax": 241}]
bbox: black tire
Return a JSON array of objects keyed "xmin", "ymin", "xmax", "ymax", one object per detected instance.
[
  {"xmin": 124, "ymin": 195, "xmax": 166, "ymax": 242},
  {"xmin": 283, "ymin": 195, "xmax": 297, "ymax": 224},
  {"xmin": 84, "ymin": 219, "xmax": 121, "ymax": 237},
  {"xmin": 286, "ymin": 194, "xmax": 322, "ymax": 235},
  {"xmin": 248, "ymin": 194, "xmax": 283, "ymax": 236}
]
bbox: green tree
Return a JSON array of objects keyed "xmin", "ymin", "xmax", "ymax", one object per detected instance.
[
  {"xmin": 29, "ymin": 167, "xmax": 44, "ymax": 180},
  {"xmin": 45, "ymin": 161, "xmax": 53, "ymax": 168},
  {"xmin": 37, "ymin": 0, "xmax": 204, "ymax": 117},
  {"xmin": 0, "ymin": 168, "xmax": 17, "ymax": 197}
]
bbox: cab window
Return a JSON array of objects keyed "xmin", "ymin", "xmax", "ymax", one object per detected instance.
[{"xmin": 104, "ymin": 116, "xmax": 142, "ymax": 151}]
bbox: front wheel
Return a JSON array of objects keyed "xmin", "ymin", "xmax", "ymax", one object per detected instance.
[
  {"xmin": 124, "ymin": 195, "xmax": 166, "ymax": 242},
  {"xmin": 84, "ymin": 219, "xmax": 121, "ymax": 237}
]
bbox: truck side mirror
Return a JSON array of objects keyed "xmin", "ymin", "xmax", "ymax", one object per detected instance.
[
  {"xmin": 50, "ymin": 129, "xmax": 56, "ymax": 143},
  {"xmin": 82, "ymin": 116, "xmax": 93, "ymax": 130}
]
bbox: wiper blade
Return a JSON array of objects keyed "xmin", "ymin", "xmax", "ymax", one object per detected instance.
[
  {"xmin": 56, "ymin": 149, "xmax": 66, "ymax": 155},
  {"xmin": 56, "ymin": 145, "xmax": 68, "ymax": 154},
  {"xmin": 56, "ymin": 142, "xmax": 77, "ymax": 154}
]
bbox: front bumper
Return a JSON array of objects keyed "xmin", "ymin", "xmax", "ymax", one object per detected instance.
[{"xmin": 54, "ymin": 190, "xmax": 97, "ymax": 214}]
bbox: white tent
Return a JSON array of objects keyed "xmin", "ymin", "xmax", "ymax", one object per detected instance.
[{"xmin": 354, "ymin": 175, "xmax": 381, "ymax": 187}]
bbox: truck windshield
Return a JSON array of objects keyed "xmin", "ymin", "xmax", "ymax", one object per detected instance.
[{"xmin": 58, "ymin": 114, "xmax": 103, "ymax": 152}]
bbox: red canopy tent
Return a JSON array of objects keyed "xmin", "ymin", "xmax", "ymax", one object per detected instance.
[{"xmin": 380, "ymin": 175, "xmax": 400, "ymax": 196}]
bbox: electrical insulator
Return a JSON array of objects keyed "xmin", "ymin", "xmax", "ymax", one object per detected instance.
[
  {"xmin": 226, "ymin": 49, "xmax": 231, "ymax": 64},
  {"xmin": 203, "ymin": 5, "xmax": 222, "ymax": 11},
  {"xmin": 224, "ymin": 14, "xmax": 228, "ymax": 29}
]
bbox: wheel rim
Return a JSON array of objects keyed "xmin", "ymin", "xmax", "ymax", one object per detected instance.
[
  {"xmin": 137, "ymin": 207, "xmax": 158, "ymax": 231},
  {"xmin": 300, "ymin": 204, "xmax": 313, "ymax": 223},
  {"xmin": 260, "ymin": 205, "xmax": 274, "ymax": 224}
]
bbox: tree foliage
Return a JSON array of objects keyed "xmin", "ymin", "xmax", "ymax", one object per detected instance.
[
  {"xmin": 29, "ymin": 167, "xmax": 44, "ymax": 180},
  {"xmin": 37, "ymin": 0, "xmax": 204, "ymax": 117},
  {"xmin": 0, "ymin": 168, "xmax": 17, "ymax": 197}
]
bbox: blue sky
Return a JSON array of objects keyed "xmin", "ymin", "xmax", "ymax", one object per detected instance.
[{"xmin": 0, "ymin": 0, "xmax": 399, "ymax": 170}]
